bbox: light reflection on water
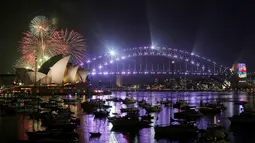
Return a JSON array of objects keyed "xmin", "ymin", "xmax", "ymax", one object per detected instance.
[
  {"xmin": 0, "ymin": 92, "xmax": 255, "ymax": 143},
  {"xmin": 79, "ymin": 91, "xmax": 254, "ymax": 143}
]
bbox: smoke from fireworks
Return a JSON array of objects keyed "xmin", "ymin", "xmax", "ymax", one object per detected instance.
[{"xmin": 16, "ymin": 16, "xmax": 86, "ymax": 69}]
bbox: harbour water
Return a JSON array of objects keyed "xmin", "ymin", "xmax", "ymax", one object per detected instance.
[{"xmin": 0, "ymin": 91, "xmax": 255, "ymax": 143}]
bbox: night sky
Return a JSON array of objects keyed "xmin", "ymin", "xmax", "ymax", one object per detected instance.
[{"xmin": 1, "ymin": 0, "xmax": 255, "ymax": 73}]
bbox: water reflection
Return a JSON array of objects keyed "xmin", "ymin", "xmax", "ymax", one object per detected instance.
[
  {"xmin": 0, "ymin": 92, "xmax": 255, "ymax": 143},
  {"xmin": 78, "ymin": 91, "xmax": 253, "ymax": 143}
]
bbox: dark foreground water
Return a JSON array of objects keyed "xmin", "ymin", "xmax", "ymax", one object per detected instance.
[{"xmin": 1, "ymin": 92, "xmax": 255, "ymax": 143}]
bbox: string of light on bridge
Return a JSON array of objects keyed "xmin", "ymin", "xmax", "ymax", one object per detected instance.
[
  {"xmin": 89, "ymin": 71, "xmax": 219, "ymax": 76},
  {"xmin": 81, "ymin": 46, "xmax": 230, "ymax": 75}
]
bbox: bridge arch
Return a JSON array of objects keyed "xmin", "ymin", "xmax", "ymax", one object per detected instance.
[{"xmin": 86, "ymin": 46, "xmax": 230, "ymax": 75}]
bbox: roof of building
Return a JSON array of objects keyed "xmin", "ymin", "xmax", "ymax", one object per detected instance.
[{"xmin": 38, "ymin": 54, "xmax": 64, "ymax": 74}]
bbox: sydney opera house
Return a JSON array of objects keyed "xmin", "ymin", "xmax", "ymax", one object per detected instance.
[{"xmin": 15, "ymin": 55, "xmax": 88, "ymax": 85}]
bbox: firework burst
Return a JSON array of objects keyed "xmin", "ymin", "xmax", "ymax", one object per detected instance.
[
  {"xmin": 29, "ymin": 16, "xmax": 50, "ymax": 36},
  {"xmin": 55, "ymin": 29, "xmax": 87, "ymax": 64},
  {"xmin": 18, "ymin": 29, "xmax": 61, "ymax": 65},
  {"xmin": 16, "ymin": 16, "xmax": 87, "ymax": 68},
  {"xmin": 15, "ymin": 53, "xmax": 36, "ymax": 69}
]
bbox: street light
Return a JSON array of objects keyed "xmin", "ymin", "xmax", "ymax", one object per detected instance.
[
  {"xmin": 172, "ymin": 61, "xmax": 175, "ymax": 72},
  {"xmin": 86, "ymin": 60, "xmax": 91, "ymax": 69},
  {"xmin": 109, "ymin": 50, "xmax": 116, "ymax": 56},
  {"xmin": 80, "ymin": 63, "xmax": 84, "ymax": 69}
]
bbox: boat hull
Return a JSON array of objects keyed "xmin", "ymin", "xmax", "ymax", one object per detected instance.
[{"xmin": 154, "ymin": 126, "xmax": 198, "ymax": 139}]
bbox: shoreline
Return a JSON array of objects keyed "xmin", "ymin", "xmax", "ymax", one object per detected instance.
[{"xmin": 109, "ymin": 89, "xmax": 233, "ymax": 92}]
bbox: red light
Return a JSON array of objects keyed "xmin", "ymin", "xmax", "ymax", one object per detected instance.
[{"xmin": 22, "ymin": 100, "xmax": 24, "ymax": 107}]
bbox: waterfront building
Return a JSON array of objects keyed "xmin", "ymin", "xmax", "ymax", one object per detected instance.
[{"xmin": 15, "ymin": 54, "xmax": 88, "ymax": 85}]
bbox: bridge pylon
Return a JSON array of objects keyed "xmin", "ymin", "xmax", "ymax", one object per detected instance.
[{"xmin": 116, "ymin": 75, "xmax": 122, "ymax": 87}]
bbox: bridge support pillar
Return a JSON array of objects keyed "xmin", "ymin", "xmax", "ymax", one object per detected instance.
[{"xmin": 116, "ymin": 75, "xmax": 122, "ymax": 87}]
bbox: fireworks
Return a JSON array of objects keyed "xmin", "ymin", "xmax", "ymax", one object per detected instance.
[
  {"xmin": 20, "ymin": 29, "xmax": 60, "ymax": 57},
  {"xmin": 56, "ymin": 29, "xmax": 86, "ymax": 64},
  {"xmin": 15, "ymin": 55, "xmax": 35, "ymax": 69},
  {"xmin": 29, "ymin": 16, "xmax": 50, "ymax": 37},
  {"xmin": 16, "ymin": 16, "xmax": 86, "ymax": 68}
]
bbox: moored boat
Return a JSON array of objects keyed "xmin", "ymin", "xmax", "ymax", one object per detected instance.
[
  {"xmin": 145, "ymin": 105, "xmax": 161, "ymax": 113},
  {"xmin": 138, "ymin": 101, "xmax": 149, "ymax": 108},
  {"xmin": 174, "ymin": 109, "xmax": 203, "ymax": 120},
  {"xmin": 110, "ymin": 115, "xmax": 151, "ymax": 128},
  {"xmin": 122, "ymin": 98, "xmax": 136, "ymax": 104},
  {"xmin": 199, "ymin": 106, "xmax": 222, "ymax": 114},
  {"xmin": 120, "ymin": 107, "xmax": 139, "ymax": 113},
  {"xmin": 229, "ymin": 108, "xmax": 255, "ymax": 126},
  {"xmin": 141, "ymin": 114, "xmax": 154, "ymax": 121},
  {"xmin": 198, "ymin": 124, "xmax": 228, "ymax": 143},
  {"xmin": 199, "ymin": 101, "xmax": 226, "ymax": 114},
  {"xmin": 106, "ymin": 97, "xmax": 122, "ymax": 102},
  {"xmin": 111, "ymin": 117, "xmax": 140, "ymax": 127},
  {"xmin": 154, "ymin": 123, "xmax": 198, "ymax": 139},
  {"xmin": 161, "ymin": 100, "xmax": 172, "ymax": 106},
  {"xmin": 173, "ymin": 100, "xmax": 188, "ymax": 109},
  {"xmin": 93, "ymin": 110, "xmax": 110, "ymax": 118},
  {"xmin": 234, "ymin": 100, "xmax": 248, "ymax": 105}
]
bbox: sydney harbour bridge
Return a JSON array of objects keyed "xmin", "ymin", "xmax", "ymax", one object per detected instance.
[{"xmin": 84, "ymin": 46, "xmax": 232, "ymax": 89}]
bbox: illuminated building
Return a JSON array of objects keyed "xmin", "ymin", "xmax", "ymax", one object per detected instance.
[
  {"xmin": 230, "ymin": 63, "xmax": 248, "ymax": 89},
  {"xmin": 15, "ymin": 55, "xmax": 88, "ymax": 85},
  {"xmin": 232, "ymin": 63, "xmax": 247, "ymax": 79}
]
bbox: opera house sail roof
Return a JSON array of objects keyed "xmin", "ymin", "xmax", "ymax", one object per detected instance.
[
  {"xmin": 16, "ymin": 55, "xmax": 88, "ymax": 85},
  {"xmin": 47, "ymin": 56, "xmax": 71, "ymax": 84},
  {"xmin": 39, "ymin": 54, "xmax": 63, "ymax": 74},
  {"xmin": 64, "ymin": 65, "xmax": 79, "ymax": 83}
]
